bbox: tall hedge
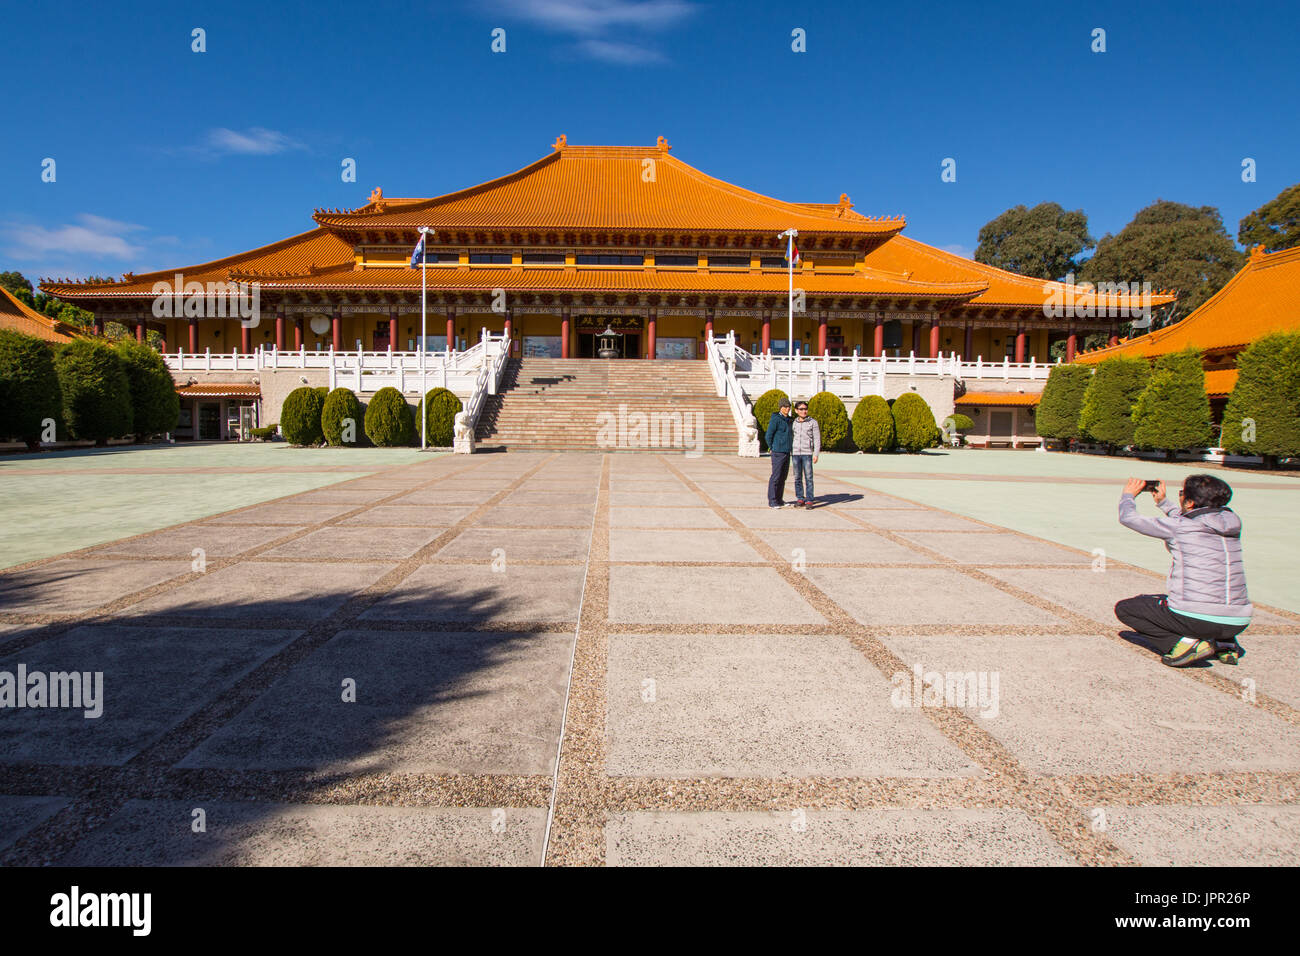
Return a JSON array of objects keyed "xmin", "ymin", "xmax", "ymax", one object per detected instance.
[
  {"xmin": 113, "ymin": 338, "xmax": 179, "ymax": 440},
  {"xmin": 364, "ymin": 386, "xmax": 414, "ymax": 447},
  {"xmin": 321, "ymin": 387, "xmax": 364, "ymax": 446},
  {"xmin": 891, "ymin": 392, "xmax": 940, "ymax": 453},
  {"xmin": 54, "ymin": 338, "xmax": 132, "ymax": 445},
  {"xmin": 806, "ymin": 391, "xmax": 849, "ymax": 451},
  {"xmin": 0, "ymin": 329, "xmax": 62, "ymax": 450},
  {"xmin": 752, "ymin": 388, "xmax": 788, "ymax": 451},
  {"xmin": 414, "ymin": 387, "xmax": 463, "ymax": 447},
  {"xmin": 1078, "ymin": 355, "xmax": 1151, "ymax": 448},
  {"xmin": 1132, "ymin": 348, "xmax": 1213, "ymax": 452},
  {"xmin": 281, "ymin": 386, "xmax": 325, "ymax": 446},
  {"xmin": 851, "ymin": 395, "xmax": 895, "ymax": 452},
  {"xmin": 1035, "ymin": 363, "xmax": 1093, "ymax": 441},
  {"xmin": 1222, "ymin": 331, "xmax": 1300, "ymax": 460}
]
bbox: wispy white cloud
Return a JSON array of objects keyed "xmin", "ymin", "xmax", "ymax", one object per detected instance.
[
  {"xmin": 2, "ymin": 214, "xmax": 146, "ymax": 261},
  {"xmin": 942, "ymin": 243, "xmax": 973, "ymax": 259},
  {"xmin": 493, "ymin": 0, "xmax": 695, "ymax": 63},
  {"xmin": 200, "ymin": 126, "xmax": 306, "ymax": 157}
]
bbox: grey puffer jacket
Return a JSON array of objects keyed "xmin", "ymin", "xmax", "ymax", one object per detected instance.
[
  {"xmin": 791, "ymin": 417, "xmax": 821, "ymax": 456},
  {"xmin": 1118, "ymin": 493, "xmax": 1253, "ymax": 618}
]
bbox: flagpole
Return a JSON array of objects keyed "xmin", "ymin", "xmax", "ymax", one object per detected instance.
[
  {"xmin": 779, "ymin": 228, "xmax": 797, "ymax": 358},
  {"xmin": 419, "ymin": 227, "xmax": 429, "ymax": 450}
]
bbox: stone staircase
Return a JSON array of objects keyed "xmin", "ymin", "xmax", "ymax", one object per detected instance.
[{"xmin": 475, "ymin": 358, "xmax": 738, "ymax": 453}]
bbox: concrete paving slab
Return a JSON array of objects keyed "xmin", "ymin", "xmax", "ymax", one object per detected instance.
[
  {"xmin": 610, "ymin": 507, "xmax": 727, "ymax": 529},
  {"xmin": 607, "ymin": 480, "xmax": 688, "ymax": 493},
  {"xmin": 803, "ymin": 567, "xmax": 1068, "ymax": 626},
  {"xmin": 361, "ymin": 564, "xmax": 585, "ymax": 623},
  {"xmin": 261, "ymin": 526, "xmax": 444, "ymax": 560},
  {"xmin": 287, "ymin": 488, "xmax": 386, "ymax": 505},
  {"xmin": 477, "ymin": 506, "xmax": 594, "ymax": 529},
  {"xmin": 1095, "ymin": 804, "xmax": 1300, "ymax": 866},
  {"xmin": 60, "ymin": 800, "xmax": 547, "ymax": 866},
  {"xmin": 89, "ymin": 525, "xmax": 293, "ymax": 559},
  {"xmin": 435, "ymin": 527, "xmax": 591, "ymax": 561},
  {"xmin": 0, "ymin": 559, "xmax": 194, "ymax": 615},
  {"xmin": 204, "ymin": 503, "xmax": 358, "ymax": 525},
  {"xmin": 754, "ymin": 530, "xmax": 937, "ymax": 565},
  {"xmin": 180, "ymin": 628, "xmax": 574, "ymax": 775},
  {"xmin": 388, "ymin": 488, "xmax": 501, "ymax": 506},
  {"xmin": 0, "ymin": 795, "xmax": 69, "ymax": 851},
  {"xmin": 0, "ymin": 624, "xmax": 300, "ymax": 765},
  {"xmin": 125, "ymin": 561, "xmax": 395, "ymax": 621},
  {"xmin": 607, "ymin": 633, "xmax": 976, "ymax": 777},
  {"xmin": 1228, "ymin": 635, "xmax": 1300, "ymax": 710},
  {"xmin": 609, "ymin": 492, "xmax": 706, "ymax": 509},
  {"xmin": 606, "ymin": 808, "xmax": 1074, "ymax": 866},
  {"xmin": 896, "ymin": 531, "xmax": 1092, "ymax": 565},
  {"xmin": 608, "ymin": 567, "xmax": 824, "ymax": 625},
  {"xmin": 727, "ymin": 508, "xmax": 859, "ymax": 530},
  {"xmin": 609, "ymin": 529, "xmax": 764, "ymax": 563},
  {"xmin": 338, "ymin": 505, "xmax": 473, "ymax": 527},
  {"xmin": 849, "ymin": 510, "xmax": 991, "ymax": 531},
  {"xmin": 503, "ymin": 490, "xmax": 600, "ymax": 507},
  {"xmin": 881, "ymin": 633, "xmax": 1300, "ymax": 776}
]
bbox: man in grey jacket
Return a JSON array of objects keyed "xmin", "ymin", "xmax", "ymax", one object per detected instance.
[
  {"xmin": 790, "ymin": 400, "xmax": 821, "ymax": 508},
  {"xmin": 1114, "ymin": 473, "xmax": 1253, "ymax": 668}
]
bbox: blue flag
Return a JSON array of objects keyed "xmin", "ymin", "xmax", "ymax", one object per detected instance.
[{"xmin": 409, "ymin": 233, "xmax": 426, "ymax": 268}]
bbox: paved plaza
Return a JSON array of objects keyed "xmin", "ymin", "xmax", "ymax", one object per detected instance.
[{"xmin": 1, "ymin": 449, "xmax": 1298, "ymax": 866}]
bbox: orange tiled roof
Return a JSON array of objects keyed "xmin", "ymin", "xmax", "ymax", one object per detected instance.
[
  {"xmin": 312, "ymin": 142, "xmax": 905, "ymax": 236},
  {"xmin": 0, "ymin": 287, "xmax": 82, "ymax": 341},
  {"xmin": 864, "ymin": 235, "xmax": 1176, "ymax": 312},
  {"xmin": 176, "ymin": 383, "xmax": 261, "ymax": 397},
  {"xmin": 955, "ymin": 391, "xmax": 1040, "ymax": 407},
  {"xmin": 1075, "ymin": 245, "xmax": 1300, "ymax": 363},
  {"xmin": 1203, "ymin": 368, "xmax": 1238, "ymax": 397}
]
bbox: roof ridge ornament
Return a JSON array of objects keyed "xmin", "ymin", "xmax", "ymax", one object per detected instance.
[
  {"xmin": 657, "ymin": 136, "xmax": 671, "ymax": 152},
  {"xmin": 835, "ymin": 193, "xmax": 853, "ymax": 217},
  {"xmin": 552, "ymin": 134, "xmax": 567, "ymax": 151},
  {"xmin": 369, "ymin": 187, "xmax": 383, "ymax": 204},
  {"xmin": 1250, "ymin": 244, "xmax": 1266, "ymax": 261}
]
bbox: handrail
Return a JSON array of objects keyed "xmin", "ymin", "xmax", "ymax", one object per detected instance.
[
  {"xmin": 704, "ymin": 333, "xmax": 760, "ymax": 456},
  {"xmin": 453, "ymin": 328, "xmax": 512, "ymax": 453}
]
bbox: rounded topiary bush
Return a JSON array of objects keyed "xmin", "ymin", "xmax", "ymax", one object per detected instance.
[
  {"xmin": 113, "ymin": 338, "xmax": 179, "ymax": 441},
  {"xmin": 752, "ymin": 388, "xmax": 789, "ymax": 451},
  {"xmin": 280, "ymin": 385, "xmax": 325, "ymax": 446},
  {"xmin": 0, "ymin": 328, "xmax": 63, "ymax": 450},
  {"xmin": 806, "ymin": 391, "xmax": 849, "ymax": 450},
  {"xmin": 364, "ymin": 386, "xmax": 414, "ymax": 447},
  {"xmin": 321, "ymin": 387, "xmax": 364, "ymax": 446},
  {"xmin": 414, "ymin": 387, "xmax": 463, "ymax": 447},
  {"xmin": 851, "ymin": 395, "xmax": 895, "ymax": 452},
  {"xmin": 54, "ymin": 338, "xmax": 132, "ymax": 445},
  {"xmin": 891, "ymin": 392, "xmax": 940, "ymax": 453}
]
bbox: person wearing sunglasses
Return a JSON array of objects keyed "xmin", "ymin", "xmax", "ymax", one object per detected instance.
[{"xmin": 790, "ymin": 401, "xmax": 821, "ymax": 508}]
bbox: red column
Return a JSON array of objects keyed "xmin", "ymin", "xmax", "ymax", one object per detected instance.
[
  {"xmin": 817, "ymin": 314, "xmax": 828, "ymax": 356},
  {"xmin": 503, "ymin": 309, "xmax": 513, "ymax": 343},
  {"xmin": 873, "ymin": 317, "xmax": 883, "ymax": 356},
  {"xmin": 1066, "ymin": 330, "xmax": 1078, "ymax": 362},
  {"xmin": 331, "ymin": 309, "xmax": 342, "ymax": 351},
  {"xmin": 929, "ymin": 321, "xmax": 941, "ymax": 358},
  {"xmin": 761, "ymin": 310, "xmax": 771, "ymax": 353},
  {"xmin": 647, "ymin": 309, "xmax": 657, "ymax": 359},
  {"xmin": 561, "ymin": 308, "xmax": 571, "ymax": 358},
  {"xmin": 158, "ymin": 330, "xmax": 167, "ymax": 353},
  {"xmin": 1015, "ymin": 327, "xmax": 1026, "ymax": 363},
  {"xmin": 389, "ymin": 309, "xmax": 398, "ymax": 350},
  {"xmin": 188, "ymin": 316, "xmax": 199, "ymax": 352},
  {"xmin": 92, "ymin": 316, "xmax": 104, "ymax": 336},
  {"xmin": 963, "ymin": 322, "xmax": 973, "ymax": 359},
  {"xmin": 241, "ymin": 322, "xmax": 252, "ymax": 353},
  {"xmin": 275, "ymin": 310, "xmax": 286, "ymax": 350},
  {"xmin": 446, "ymin": 316, "xmax": 456, "ymax": 352},
  {"xmin": 136, "ymin": 319, "xmax": 147, "ymax": 343},
  {"xmin": 294, "ymin": 315, "xmax": 304, "ymax": 350},
  {"xmin": 704, "ymin": 307, "xmax": 713, "ymax": 342}
]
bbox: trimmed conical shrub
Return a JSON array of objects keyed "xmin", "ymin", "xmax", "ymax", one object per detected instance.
[
  {"xmin": 364, "ymin": 386, "xmax": 414, "ymax": 447},
  {"xmin": 852, "ymin": 395, "xmax": 895, "ymax": 452},
  {"xmin": 1222, "ymin": 331, "xmax": 1300, "ymax": 461},
  {"xmin": 1078, "ymin": 355, "xmax": 1151, "ymax": 448},
  {"xmin": 806, "ymin": 391, "xmax": 849, "ymax": 450},
  {"xmin": 752, "ymin": 388, "xmax": 788, "ymax": 451},
  {"xmin": 1035, "ymin": 363, "xmax": 1093, "ymax": 441},
  {"xmin": 0, "ymin": 329, "xmax": 62, "ymax": 450},
  {"xmin": 321, "ymin": 387, "xmax": 364, "ymax": 446},
  {"xmin": 891, "ymin": 392, "xmax": 939, "ymax": 453},
  {"xmin": 414, "ymin": 387, "xmax": 463, "ymax": 447},
  {"xmin": 281, "ymin": 385, "xmax": 325, "ymax": 446},
  {"xmin": 54, "ymin": 338, "xmax": 132, "ymax": 445},
  {"xmin": 1132, "ymin": 348, "xmax": 1213, "ymax": 453},
  {"xmin": 113, "ymin": 338, "xmax": 179, "ymax": 441}
]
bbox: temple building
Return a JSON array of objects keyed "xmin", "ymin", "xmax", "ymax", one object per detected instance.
[
  {"xmin": 0, "ymin": 287, "xmax": 82, "ymax": 343},
  {"xmin": 40, "ymin": 136, "xmax": 1167, "ymax": 370}
]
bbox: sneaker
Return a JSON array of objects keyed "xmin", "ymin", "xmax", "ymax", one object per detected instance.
[
  {"xmin": 1162, "ymin": 637, "xmax": 1215, "ymax": 668},
  {"xmin": 780, "ymin": 502, "xmax": 795, "ymax": 509},
  {"xmin": 1216, "ymin": 641, "xmax": 1245, "ymax": 665},
  {"xmin": 796, "ymin": 499, "xmax": 806, "ymax": 508}
]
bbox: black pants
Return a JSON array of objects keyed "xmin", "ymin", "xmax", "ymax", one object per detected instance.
[
  {"xmin": 1114, "ymin": 594, "xmax": 1249, "ymax": 655},
  {"xmin": 768, "ymin": 452, "xmax": 790, "ymax": 506}
]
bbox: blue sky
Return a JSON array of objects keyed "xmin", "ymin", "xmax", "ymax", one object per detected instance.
[{"xmin": 2, "ymin": 0, "xmax": 1297, "ymax": 283}]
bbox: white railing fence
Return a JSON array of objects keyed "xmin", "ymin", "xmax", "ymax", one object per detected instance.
[
  {"xmin": 703, "ymin": 331, "xmax": 760, "ymax": 456},
  {"xmin": 453, "ymin": 329, "xmax": 512, "ymax": 454}
]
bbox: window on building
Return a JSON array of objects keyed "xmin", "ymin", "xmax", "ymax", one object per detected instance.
[
  {"xmin": 709, "ymin": 256, "xmax": 750, "ymax": 268},
  {"xmin": 576, "ymin": 254, "xmax": 644, "ymax": 265},
  {"xmin": 759, "ymin": 257, "xmax": 789, "ymax": 269},
  {"xmin": 468, "ymin": 253, "xmax": 511, "ymax": 264},
  {"xmin": 655, "ymin": 254, "xmax": 697, "ymax": 266},
  {"xmin": 522, "ymin": 252, "xmax": 564, "ymax": 264}
]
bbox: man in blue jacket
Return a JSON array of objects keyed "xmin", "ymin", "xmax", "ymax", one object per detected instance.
[
  {"xmin": 765, "ymin": 399, "xmax": 794, "ymax": 508},
  {"xmin": 1114, "ymin": 474, "xmax": 1253, "ymax": 667}
]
